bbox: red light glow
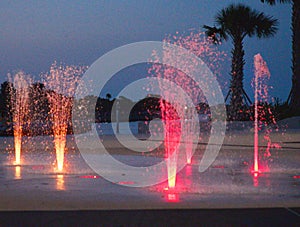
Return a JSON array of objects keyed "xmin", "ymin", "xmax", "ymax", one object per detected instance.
[
  {"xmin": 166, "ymin": 193, "xmax": 179, "ymax": 203},
  {"xmin": 213, "ymin": 165, "xmax": 225, "ymax": 169},
  {"xmin": 31, "ymin": 165, "xmax": 45, "ymax": 170},
  {"xmin": 118, "ymin": 181, "xmax": 135, "ymax": 185},
  {"xmin": 162, "ymin": 187, "xmax": 180, "ymax": 203},
  {"xmin": 251, "ymin": 169, "xmax": 261, "ymax": 187},
  {"xmin": 79, "ymin": 175, "xmax": 100, "ymax": 179}
]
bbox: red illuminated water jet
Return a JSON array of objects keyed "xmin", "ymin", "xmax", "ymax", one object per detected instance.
[
  {"xmin": 253, "ymin": 54, "xmax": 260, "ymax": 174},
  {"xmin": 149, "ymin": 30, "xmax": 226, "ymax": 188},
  {"xmin": 161, "ymin": 101, "xmax": 181, "ymax": 188},
  {"xmin": 160, "ymin": 164, "xmax": 194, "ymax": 202},
  {"xmin": 252, "ymin": 54, "xmax": 279, "ymax": 176}
]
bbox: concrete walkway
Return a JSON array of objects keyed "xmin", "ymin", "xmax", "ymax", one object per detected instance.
[{"xmin": 0, "ymin": 126, "xmax": 299, "ymax": 225}]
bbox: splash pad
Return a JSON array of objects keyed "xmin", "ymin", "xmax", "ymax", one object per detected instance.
[{"xmin": 0, "ymin": 39, "xmax": 299, "ymax": 211}]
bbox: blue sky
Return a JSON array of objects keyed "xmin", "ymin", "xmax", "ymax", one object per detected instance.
[{"xmin": 0, "ymin": 0, "xmax": 291, "ymax": 101}]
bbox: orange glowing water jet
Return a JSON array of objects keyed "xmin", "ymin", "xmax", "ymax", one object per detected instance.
[
  {"xmin": 14, "ymin": 131, "xmax": 22, "ymax": 165},
  {"xmin": 48, "ymin": 90, "xmax": 70, "ymax": 172},
  {"xmin": 8, "ymin": 72, "xmax": 32, "ymax": 165},
  {"xmin": 44, "ymin": 62, "xmax": 86, "ymax": 172}
]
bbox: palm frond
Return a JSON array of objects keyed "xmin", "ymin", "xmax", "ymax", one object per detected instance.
[
  {"xmin": 254, "ymin": 13, "xmax": 278, "ymax": 38},
  {"xmin": 260, "ymin": 0, "xmax": 291, "ymax": 5},
  {"xmin": 203, "ymin": 25, "xmax": 226, "ymax": 43},
  {"xmin": 210, "ymin": 3, "xmax": 278, "ymax": 40}
]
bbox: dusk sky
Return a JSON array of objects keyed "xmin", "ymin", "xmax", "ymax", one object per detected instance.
[{"xmin": 0, "ymin": 0, "xmax": 291, "ymax": 101}]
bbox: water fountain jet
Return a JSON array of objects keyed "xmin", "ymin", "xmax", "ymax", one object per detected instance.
[
  {"xmin": 149, "ymin": 31, "xmax": 226, "ymax": 188},
  {"xmin": 43, "ymin": 62, "xmax": 86, "ymax": 172},
  {"xmin": 252, "ymin": 53, "xmax": 278, "ymax": 175},
  {"xmin": 8, "ymin": 71, "xmax": 32, "ymax": 165}
]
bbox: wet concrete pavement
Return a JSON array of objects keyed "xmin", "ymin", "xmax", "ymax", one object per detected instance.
[{"xmin": 0, "ymin": 130, "xmax": 299, "ymax": 226}]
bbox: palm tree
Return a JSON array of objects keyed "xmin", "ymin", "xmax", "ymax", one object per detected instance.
[
  {"xmin": 204, "ymin": 3, "xmax": 278, "ymax": 120},
  {"xmin": 261, "ymin": 0, "xmax": 300, "ymax": 114}
]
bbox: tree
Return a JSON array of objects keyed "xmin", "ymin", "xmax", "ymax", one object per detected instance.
[
  {"xmin": 261, "ymin": 0, "xmax": 300, "ymax": 114},
  {"xmin": 0, "ymin": 81, "xmax": 14, "ymax": 121},
  {"xmin": 204, "ymin": 3, "xmax": 278, "ymax": 120},
  {"xmin": 28, "ymin": 83, "xmax": 51, "ymax": 135},
  {"xmin": 106, "ymin": 93, "xmax": 112, "ymax": 100}
]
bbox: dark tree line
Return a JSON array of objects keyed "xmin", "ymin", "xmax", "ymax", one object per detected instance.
[
  {"xmin": 0, "ymin": 81, "xmax": 52, "ymax": 135},
  {"xmin": 0, "ymin": 82, "xmax": 50, "ymax": 123},
  {"xmin": 0, "ymin": 82, "xmax": 170, "ymax": 135},
  {"xmin": 1, "ymin": 79, "xmax": 288, "ymax": 137}
]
